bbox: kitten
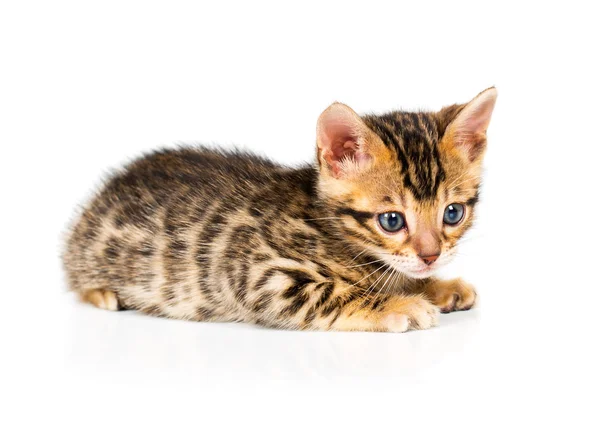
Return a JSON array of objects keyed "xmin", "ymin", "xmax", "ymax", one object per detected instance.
[{"xmin": 63, "ymin": 88, "xmax": 496, "ymax": 332}]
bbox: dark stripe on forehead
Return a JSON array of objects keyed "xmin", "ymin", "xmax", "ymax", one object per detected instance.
[
  {"xmin": 419, "ymin": 113, "xmax": 438, "ymax": 141},
  {"xmin": 364, "ymin": 112, "xmax": 445, "ymax": 201},
  {"xmin": 364, "ymin": 117, "xmax": 412, "ymax": 187},
  {"xmin": 408, "ymin": 112, "xmax": 421, "ymax": 130}
]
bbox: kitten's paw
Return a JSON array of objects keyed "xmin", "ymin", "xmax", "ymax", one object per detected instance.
[
  {"xmin": 382, "ymin": 297, "xmax": 440, "ymax": 332},
  {"xmin": 430, "ymin": 278, "xmax": 477, "ymax": 313},
  {"xmin": 80, "ymin": 289, "xmax": 120, "ymax": 311}
]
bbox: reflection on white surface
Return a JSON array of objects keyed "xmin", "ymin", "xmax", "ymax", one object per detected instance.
[{"xmin": 66, "ymin": 295, "xmax": 480, "ymax": 383}]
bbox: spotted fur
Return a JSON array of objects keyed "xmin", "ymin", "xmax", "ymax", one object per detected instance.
[{"xmin": 63, "ymin": 88, "xmax": 497, "ymax": 332}]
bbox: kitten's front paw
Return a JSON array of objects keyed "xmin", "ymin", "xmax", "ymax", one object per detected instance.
[
  {"xmin": 429, "ymin": 278, "xmax": 477, "ymax": 313},
  {"xmin": 382, "ymin": 296, "xmax": 440, "ymax": 332}
]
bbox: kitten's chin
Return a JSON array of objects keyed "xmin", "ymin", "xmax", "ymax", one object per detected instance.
[
  {"xmin": 389, "ymin": 263, "xmax": 437, "ymax": 279},
  {"xmin": 401, "ymin": 268, "xmax": 437, "ymax": 279},
  {"xmin": 378, "ymin": 253, "xmax": 444, "ymax": 279}
]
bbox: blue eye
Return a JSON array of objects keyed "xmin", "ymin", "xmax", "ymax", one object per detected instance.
[
  {"xmin": 378, "ymin": 212, "xmax": 406, "ymax": 232},
  {"xmin": 443, "ymin": 203, "xmax": 465, "ymax": 225}
]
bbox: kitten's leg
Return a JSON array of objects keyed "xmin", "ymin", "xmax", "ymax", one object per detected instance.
[
  {"xmin": 419, "ymin": 278, "xmax": 477, "ymax": 313},
  {"xmin": 248, "ymin": 274, "xmax": 438, "ymax": 332},
  {"xmin": 80, "ymin": 289, "xmax": 120, "ymax": 311},
  {"xmin": 321, "ymin": 293, "xmax": 440, "ymax": 332}
]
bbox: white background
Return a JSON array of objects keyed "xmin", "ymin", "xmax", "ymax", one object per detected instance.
[{"xmin": 1, "ymin": 1, "xmax": 599, "ymax": 433}]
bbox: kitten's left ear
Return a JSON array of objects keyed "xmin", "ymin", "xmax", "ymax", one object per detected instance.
[
  {"xmin": 316, "ymin": 102, "xmax": 382, "ymax": 178},
  {"xmin": 442, "ymin": 87, "xmax": 498, "ymax": 162}
]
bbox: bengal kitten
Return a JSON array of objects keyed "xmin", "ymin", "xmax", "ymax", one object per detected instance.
[{"xmin": 63, "ymin": 88, "xmax": 497, "ymax": 332}]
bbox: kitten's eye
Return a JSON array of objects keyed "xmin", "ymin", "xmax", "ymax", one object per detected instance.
[
  {"xmin": 443, "ymin": 203, "xmax": 465, "ymax": 225},
  {"xmin": 378, "ymin": 212, "xmax": 406, "ymax": 233}
]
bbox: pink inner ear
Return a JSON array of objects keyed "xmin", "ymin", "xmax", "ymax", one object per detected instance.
[
  {"xmin": 320, "ymin": 121, "xmax": 362, "ymax": 175},
  {"xmin": 317, "ymin": 103, "xmax": 373, "ymax": 177},
  {"xmin": 324, "ymin": 123, "xmax": 358, "ymax": 159},
  {"xmin": 332, "ymin": 137, "xmax": 358, "ymax": 161},
  {"xmin": 452, "ymin": 90, "xmax": 497, "ymax": 161},
  {"xmin": 462, "ymin": 101, "xmax": 494, "ymax": 135}
]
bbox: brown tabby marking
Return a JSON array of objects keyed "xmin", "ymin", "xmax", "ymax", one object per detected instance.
[{"xmin": 63, "ymin": 88, "xmax": 497, "ymax": 332}]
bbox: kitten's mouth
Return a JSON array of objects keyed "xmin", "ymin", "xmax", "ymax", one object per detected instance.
[
  {"xmin": 384, "ymin": 258, "xmax": 437, "ymax": 279},
  {"xmin": 381, "ymin": 253, "xmax": 437, "ymax": 278},
  {"xmin": 404, "ymin": 267, "xmax": 435, "ymax": 279},
  {"xmin": 403, "ymin": 267, "xmax": 436, "ymax": 279}
]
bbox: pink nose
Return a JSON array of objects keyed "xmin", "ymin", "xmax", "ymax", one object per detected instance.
[{"xmin": 419, "ymin": 254, "xmax": 440, "ymax": 266}]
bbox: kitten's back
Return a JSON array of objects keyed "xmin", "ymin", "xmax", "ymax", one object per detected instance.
[{"xmin": 62, "ymin": 147, "xmax": 317, "ymax": 317}]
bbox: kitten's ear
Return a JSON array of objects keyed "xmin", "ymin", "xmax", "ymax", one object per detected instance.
[
  {"xmin": 442, "ymin": 87, "xmax": 497, "ymax": 162},
  {"xmin": 316, "ymin": 103, "xmax": 376, "ymax": 178}
]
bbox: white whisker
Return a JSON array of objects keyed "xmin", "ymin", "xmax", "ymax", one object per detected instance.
[
  {"xmin": 348, "ymin": 262, "xmax": 388, "ymax": 289},
  {"xmin": 346, "ymin": 259, "xmax": 385, "ymax": 268},
  {"xmin": 362, "ymin": 264, "xmax": 393, "ymax": 302}
]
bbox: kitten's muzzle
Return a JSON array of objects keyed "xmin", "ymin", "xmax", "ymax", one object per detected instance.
[{"xmin": 418, "ymin": 253, "xmax": 440, "ymax": 266}]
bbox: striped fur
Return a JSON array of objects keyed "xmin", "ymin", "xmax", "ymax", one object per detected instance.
[{"xmin": 63, "ymin": 89, "xmax": 496, "ymax": 332}]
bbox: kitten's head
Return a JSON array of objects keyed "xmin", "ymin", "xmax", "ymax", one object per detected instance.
[{"xmin": 316, "ymin": 88, "xmax": 497, "ymax": 278}]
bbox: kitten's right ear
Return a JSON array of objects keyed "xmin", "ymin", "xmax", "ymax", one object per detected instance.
[
  {"xmin": 441, "ymin": 87, "xmax": 498, "ymax": 162},
  {"xmin": 316, "ymin": 103, "xmax": 376, "ymax": 178}
]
